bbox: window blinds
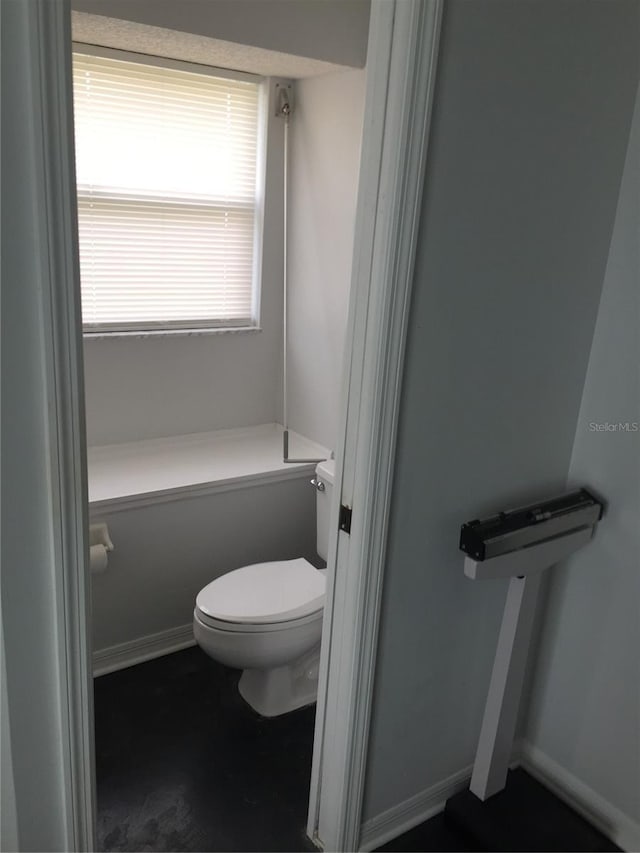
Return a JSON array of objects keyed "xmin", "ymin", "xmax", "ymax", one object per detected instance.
[{"xmin": 73, "ymin": 50, "xmax": 262, "ymax": 331}]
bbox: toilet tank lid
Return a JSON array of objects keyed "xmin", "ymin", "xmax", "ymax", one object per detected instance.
[
  {"xmin": 196, "ymin": 558, "xmax": 325, "ymax": 625},
  {"xmin": 315, "ymin": 459, "xmax": 335, "ymax": 485}
]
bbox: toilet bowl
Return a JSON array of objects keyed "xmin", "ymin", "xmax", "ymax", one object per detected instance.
[
  {"xmin": 194, "ymin": 558, "xmax": 326, "ymax": 716},
  {"xmin": 194, "ymin": 460, "xmax": 334, "ymax": 717}
]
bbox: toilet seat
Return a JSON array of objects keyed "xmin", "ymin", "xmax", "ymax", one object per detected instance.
[
  {"xmin": 195, "ymin": 558, "xmax": 325, "ymax": 630},
  {"xmin": 194, "ymin": 606, "xmax": 323, "ymax": 634}
]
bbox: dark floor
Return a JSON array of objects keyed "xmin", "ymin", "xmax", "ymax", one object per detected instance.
[
  {"xmin": 445, "ymin": 768, "xmax": 620, "ymax": 853},
  {"xmin": 95, "ymin": 646, "xmax": 474, "ymax": 853},
  {"xmin": 376, "ymin": 814, "xmax": 474, "ymax": 852},
  {"xmin": 95, "ymin": 648, "xmax": 614, "ymax": 853},
  {"xmin": 94, "ymin": 646, "xmax": 317, "ymax": 852}
]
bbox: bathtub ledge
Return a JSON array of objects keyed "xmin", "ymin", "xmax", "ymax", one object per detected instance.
[{"xmin": 88, "ymin": 424, "xmax": 329, "ymax": 513}]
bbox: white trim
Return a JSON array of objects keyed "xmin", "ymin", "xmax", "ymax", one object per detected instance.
[
  {"xmin": 87, "ymin": 424, "xmax": 327, "ymax": 512},
  {"xmin": 358, "ymin": 749, "xmax": 527, "ymax": 852},
  {"xmin": 0, "ymin": 610, "xmax": 19, "ymax": 851},
  {"xmin": 356, "ymin": 743, "xmax": 637, "ymax": 852},
  {"xmin": 89, "ymin": 465, "xmax": 317, "ymax": 514},
  {"xmin": 521, "ymin": 741, "xmax": 640, "ymax": 852},
  {"xmin": 307, "ymin": 1, "xmax": 443, "ymax": 850},
  {"xmin": 83, "ymin": 325, "xmax": 263, "ymax": 340},
  {"xmin": 93, "ymin": 624, "xmax": 196, "ymax": 677},
  {"xmin": 358, "ymin": 765, "xmax": 473, "ymax": 852},
  {"xmin": 32, "ymin": 0, "xmax": 96, "ymax": 848}
]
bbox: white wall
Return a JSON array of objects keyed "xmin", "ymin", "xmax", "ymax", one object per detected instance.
[
  {"xmin": 72, "ymin": 0, "xmax": 370, "ymax": 68},
  {"xmin": 91, "ymin": 476, "xmax": 318, "ymax": 653},
  {"xmin": 361, "ymin": 0, "xmax": 639, "ymax": 827},
  {"xmin": 287, "ymin": 69, "xmax": 366, "ymax": 450},
  {"xmin": 84, "ymin": 328, "xmax": 282, "ymax": 446},
  {"xmin": 523, "ymin": 82, "xmax": 640, "ymax": 851}
]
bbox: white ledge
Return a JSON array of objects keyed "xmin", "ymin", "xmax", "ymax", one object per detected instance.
[
  {"xmin": 88, "ymin": 423, "xmax": 329, "ymax": 512},
  {"xmin": 83, "ymin": 326, "xmax": 263, "ymax": 340}
]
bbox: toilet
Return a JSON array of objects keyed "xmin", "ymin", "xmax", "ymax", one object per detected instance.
[{"xmin": 193, "ymin": 459, "xmax": 334, "ymax": 717}]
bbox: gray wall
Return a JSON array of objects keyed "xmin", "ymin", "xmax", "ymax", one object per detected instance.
[
  {"xmin": 362, "ymin": 0, "xmax": 639, "ymax": 824},
  {"xmin": 287, "ymin": 68, "xmax": 366, "ymax": 450},
  {"xmin": 91, "ymin": 476, "xmax": 318, "ymax": 652},
  {"xmin": 524, "ymin": 82, "xmax": 640, "ymax": 843},
  {"xmin": 72, "ymin": 0, "xmax": 370, "ymax": 68},
  {"xmin": 1, "ymin": 1, "xmax": 75, "ymax": 847}
]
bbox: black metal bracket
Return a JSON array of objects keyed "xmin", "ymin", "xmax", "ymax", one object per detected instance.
[{"xmin": 339, "ymin": 504, "xmax": 352, "ymax": 535}]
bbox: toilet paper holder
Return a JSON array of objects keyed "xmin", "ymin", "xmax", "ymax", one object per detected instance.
[{"xmin": 90, "ymin": 522, "xmax": 114, "ymax": 552}]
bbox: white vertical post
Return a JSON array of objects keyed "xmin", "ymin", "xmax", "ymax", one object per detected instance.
[{"xmin": 470, "ymin": 572, "xmax": 541, "ymax": 801}]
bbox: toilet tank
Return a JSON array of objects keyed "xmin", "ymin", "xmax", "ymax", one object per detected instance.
[{"xmin": 315, "ymin": 459, "xmax": 335, "ymax": 562}]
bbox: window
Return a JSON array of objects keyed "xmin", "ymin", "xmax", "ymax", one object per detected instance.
[{"xmin": 72, "ymin": 48, "xmax": 264, "ymax": 333}]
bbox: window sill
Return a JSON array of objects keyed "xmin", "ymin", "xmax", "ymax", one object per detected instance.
[
  {"xmin": 83, "ymin": 326, "xmax": 263, "ymax": 340},
  {"xmin": 87, "ymin": 424, "xmax": 329, "ymax": 512}
]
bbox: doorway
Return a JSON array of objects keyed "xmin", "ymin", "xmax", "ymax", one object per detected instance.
[
  {"xmin": 0, "ymin": 0, "xmax": 442, "ymax": 850},
  {"xmin": 73, "ymin": 5, "xmax": 366, "ymax": 850}
]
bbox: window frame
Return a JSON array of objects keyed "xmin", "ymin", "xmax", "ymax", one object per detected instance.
[{"xmin": 72, "ymin": 43, "xmax": 269, "ymax": 338}]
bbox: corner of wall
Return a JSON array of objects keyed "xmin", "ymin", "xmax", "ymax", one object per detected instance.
[{"xmin": 522, "ymin": 80, "xmax": 640, "ymax": 847}]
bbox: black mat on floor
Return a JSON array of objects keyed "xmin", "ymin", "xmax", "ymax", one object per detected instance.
[{"xmin": 94, "ymin": 646, "xmax": 317, "ymax": 852}]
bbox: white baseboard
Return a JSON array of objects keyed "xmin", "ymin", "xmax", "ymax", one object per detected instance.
[
  {"xmin": 358, "ymin": 764, "xmax": 473, "ymax": 852},
  {"xmin": 93, "ymin": 623, "xmax": 196, "ymax": 676},
  {"xmin": 357, "ymin": 741, "xmax": 639, "ymax": 853},
  {"xmin": 521, "ymin": 741, "xmax": 640, "ymax": 852}
]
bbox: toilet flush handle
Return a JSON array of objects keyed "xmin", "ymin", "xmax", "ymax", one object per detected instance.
[{"xmin": 310, "ymin": 476, "xmax": 325, "ymax": 492}]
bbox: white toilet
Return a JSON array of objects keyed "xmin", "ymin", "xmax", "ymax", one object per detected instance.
[{"xmin": 193, "ymin": 459, "xmax": 334, "ymax": 717}]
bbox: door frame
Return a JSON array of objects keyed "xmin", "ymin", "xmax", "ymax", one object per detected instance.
[
  {"xmin": 25, "ymin": 0, "xmax": 442, "ymax": 850},
  {"xmin": 35, "ymin": 0, "xmax": 97, "ymax": 847},
  {"xmin": 4, "ymin": 0, "xmax": 96, "ymax": 849},
  {"xmin": 306, "ymin": 2, "xmax": 442, "ymax": 849}
]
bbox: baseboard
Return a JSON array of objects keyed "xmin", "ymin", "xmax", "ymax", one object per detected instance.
[
  {"xmin": 358, "ymin": 742, "xmax": 638, "ymax": 852},
  {"xmin": 521, "ymin": 741, "xmax": 640, "ymax": 852},
  {"xmin": 93, "ymin": 623, "xmax": 196, "ymax": 676},
  {"xmin": 358, "ymin": 764, "xmax": 473, "ymax": 851}
]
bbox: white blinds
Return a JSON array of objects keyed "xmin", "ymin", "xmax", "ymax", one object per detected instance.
[{"xmin": 73, "ymin": 50, "xmax": 262, "ymax": 331}]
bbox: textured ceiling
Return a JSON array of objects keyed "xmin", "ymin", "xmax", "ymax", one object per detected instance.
[{"xmin": 71, "ymin": 11, "xmax": 351, "ymax": 79}]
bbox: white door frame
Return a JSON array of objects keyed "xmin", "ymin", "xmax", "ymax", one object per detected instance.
[
  {"xmin": 307, "ymin": 2, "xmax": 442, "ymax": 850},
  {"xmin": 34, "ymin": 0, "xmax": 97, "ymax": 847},
  {"xmin": 4, "ymin": 0, "xmax": 96, "ymax": 849},
  {"xmin": 24, "ymin": 0, "xmax": 441, "ymax": 850}
]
